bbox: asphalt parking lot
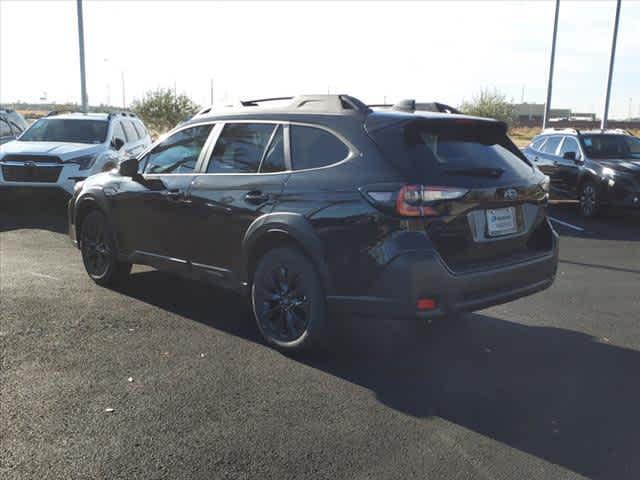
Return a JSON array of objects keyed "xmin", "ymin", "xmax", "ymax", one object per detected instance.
[{"xmin": 1, "ymin": 191, "xmax": 639, "ymax": 480}]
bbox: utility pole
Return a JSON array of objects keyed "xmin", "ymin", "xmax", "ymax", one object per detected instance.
[
  {"xmin": 543, "ymin": 0, "xmax": 560, "ymax": 129},
  {"xmin": 76, "ymin": 0, "xmax": 88, "ymax": 113},
  {"xmin": 121, "ymin": 71, "xmax": 126, "ymax": 108},
  {"xmin": 601, "ymin": 0, "xmax": 622, "ymax": 130},
  {"xmin": 210, "ymin": 78, "xmax": 214, "ymax": 106}
]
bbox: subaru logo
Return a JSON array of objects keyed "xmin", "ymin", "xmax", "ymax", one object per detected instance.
[
  {"xmin": 503, "ymin": 188, "xmax": 518, "ymax": 201},
  {"xmin": 24, "ymin": 161, "xmax": 37, "ymax": 168}
]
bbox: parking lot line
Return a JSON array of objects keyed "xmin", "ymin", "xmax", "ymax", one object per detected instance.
[{"xmin": 548, "ymin": 217, "xmax": 585, "ymax": 232}]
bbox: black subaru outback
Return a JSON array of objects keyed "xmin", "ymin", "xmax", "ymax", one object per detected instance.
[{"xmin": 68, "ymin": 95, "xmax": 558, "ymax": 352}]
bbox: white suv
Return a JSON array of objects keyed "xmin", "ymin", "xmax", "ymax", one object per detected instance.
[{"xmin": 0, "ymin": 112, "xmax": 151, "ymax": 194}]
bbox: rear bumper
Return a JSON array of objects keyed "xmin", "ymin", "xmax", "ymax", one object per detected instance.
[{"xmin": 328, "ymin": 226, "xmax": 559, "ymax": 319}]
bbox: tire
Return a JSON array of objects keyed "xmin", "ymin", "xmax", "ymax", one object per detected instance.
[
  {"xmin": 79, "ymin": 210, "xmax": 131, "ymax": 286},
  {"xmin": 579, "ymin": 180, "xmax": 599, "ymax": 218},
  {"xmin": 251, "ymin": 247, "xmax": 327, "ymax": 353}
]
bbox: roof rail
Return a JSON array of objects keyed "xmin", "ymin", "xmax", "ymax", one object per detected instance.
[
  {"xmin": 368, "ymin": 100, "xmax": 461, "ymax": 114},
  {"xmin": 46, "ymin": 110, "xmax": 59, "ymax": 117},
  {"xmin": 107, "ymin": 111, "xmax": 137, "ymax": 120},
  {"xmin": 195, "ymin": 94, "xmax": 372, "ymax": 116},
  {"xmin": 542, "ymin": 127, "xmax": 581, "ymax": 135},
  {"xmin": 239, "ymin": 96, "xmax": 294, "ymax": 107}
]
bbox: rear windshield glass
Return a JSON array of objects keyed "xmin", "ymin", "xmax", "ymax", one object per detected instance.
[
  {"xmin": 369, "ymin": 120, "xmax": 533, "ymax": 184},
  {"xmin": 20, "ymin": 118, "xmax": 108, "ymax": 144},
  {"xmin": 580, "ymin": 134, "xmax": 640, "ymax": 160}
]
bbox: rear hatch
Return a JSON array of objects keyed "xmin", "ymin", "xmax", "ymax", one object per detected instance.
[{"xmin": 364, "ymin": 116, "xmax": 552, "ymax": 272}]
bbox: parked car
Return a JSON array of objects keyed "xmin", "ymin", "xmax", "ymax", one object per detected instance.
[
  {"xmin": 0, "ymin": 109, "xmax": 29, "ymax": 144},
  {"xmin": 0, "ymin": 111, "xmax": 151, "ymax": 194},
  {"xmin": 68, "ymin": 95, "xmax": 558, "ymax": 352},
  {"xmin": 522, "ymin": 128, "xmax": 640, "ymax": 217}
]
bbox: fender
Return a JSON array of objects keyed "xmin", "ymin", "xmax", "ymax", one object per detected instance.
[{"xmin": 240, "ymin": 212, "xmax": 334, "ymax": 294}]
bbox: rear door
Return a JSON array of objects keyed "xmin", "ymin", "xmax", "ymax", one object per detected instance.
[
  {"xmin": 111, "ymin": 123, "xmax": 215, "ymax": 271},
  {"xmin": 536, "ymin": 135, "xmax": 563, "ymax": 194},
  {"xmin": 556, "ymin": 136, "xmax": 582, "ymax": 196},
  {"xmin": 188, "ymin": 122, "xmax": 288, "ymax": 284}
]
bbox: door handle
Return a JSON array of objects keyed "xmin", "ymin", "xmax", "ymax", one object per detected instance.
[{"xmin": 244, "ymin": 190, "xmax": 269, "ymax": 204}]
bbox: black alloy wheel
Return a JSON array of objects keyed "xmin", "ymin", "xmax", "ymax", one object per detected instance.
[
  {"xmin": 579, "ymin": 181, "xmax": 599, "ymax": 218},
  {"xmin": 252, "ymin": 247, "xmax": 327, "ymax": 352},
  {"xmin": 80, "ymin": 210, "xmax": 131, "ymax": 285}
]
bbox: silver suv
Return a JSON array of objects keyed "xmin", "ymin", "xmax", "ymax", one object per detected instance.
[
  {"xmin": 0, "ymin": 109, "xmax": 29, "ymax": 145},
  {"xmin": 0, "ymin": 112, "xmax": 151, "ymax": 194}
]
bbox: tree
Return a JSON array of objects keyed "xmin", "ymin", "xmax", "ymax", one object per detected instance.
[
  {"xmin": 132, "ymin": 88, "xmax": 199, "ymax": 133},
  {"xmin": 460, "ymin": 88, "xmax": 516, "ymax": 125}
]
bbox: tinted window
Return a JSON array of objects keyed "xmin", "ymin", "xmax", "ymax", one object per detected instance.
[
  {"xmin": 20, "ymin": 119, "xmax": 108, "ymax": 144},
  {"xmin": 142, "ymin": 124, "xmax": 213, "ymax": 174},
  {"xmin": 259, "ymin": 125, "xmax": 285, "ymax": 172},
  {"xmin": 0, "ymin": 118, "xmax": 12, "ymax": 137},
  {"xmin": 122, "ymin": 120, "xmax": 138, "ymax": 142},
  {"xmin": 290, "ymin": 125, "xmax": 348, "ymax": 170},
  {"xmin": 369, "ymin": 119, "xmax": 532, "ymax": 185},
  {"xmin": 580, "ymin": 134, "xmax": 640, "ymax": 159},
  {"xmin": 207, "ymin": 123, "xmax": 275, "ymax": 173},
  {"xmin": 559, "ymin": 137, "xmax": 580, "ymax": 157},
  {"xmin": 113, "ymin": 122, "xmax": 127, "ymax": 141},
  {"xmin": 541, "ymin": 136, "xmax": 562, "ymax": 154},
  {"xmin": 531, "ymin": 137, "xmax": 546, "ymax": 151}
]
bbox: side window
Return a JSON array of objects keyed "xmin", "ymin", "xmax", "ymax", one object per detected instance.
[
  {"xmin": 559, "ymin": 137, "xmax": 580, "ymax": 158},
  {"xmin": 541, "ymin": 136, "xmax": 562, "ymax": 155},
  {"xmin": 133, "ymin": 119, "xmax": 147, "ymax": 139},
  {"xmin": 207, "ymin": 123, "xmax": 275, "ymax": 173},
  {"xmin": 259, "ymin": 125, "xmax": 285, "ymax": 173},
  {"xmin": 0, "ymin": 118, "xmax": 12, "ymax": 137},
  {"xmin": 142, "ymin": 124, "xmax": 213, "ymax": 174},
  {"xmin": 290, "ymin": 125, "xmax": 349, "ymax": 170},
  {"xmin": 122, "ymin": 120, "xmax": 138, "ymax": 142},
  {"xmin": 531, "ymin": 137, "xmax": 546, "ymax": 151},
  {"xmin": 113, "ymin": 121, "xmax": 127, "ymax": 141}
]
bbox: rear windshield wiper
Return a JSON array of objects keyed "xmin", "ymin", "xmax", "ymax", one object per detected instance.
[{"xmin": 443, "ymin": 167, "xmax": 505, "ymax": 178}]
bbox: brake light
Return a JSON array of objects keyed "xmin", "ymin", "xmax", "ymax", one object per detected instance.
[{"xmin": 396, "ymin": 185, "xmax": 468, "ymax": 217}]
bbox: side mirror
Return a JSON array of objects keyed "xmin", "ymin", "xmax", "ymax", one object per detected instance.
[
  {"xmin": 563, "ymin": 151, "xmax": 577, "ymax": 161},
  {"xmin": 111, "ymin": 136, "xmax": 125, "ymax": 151},
  {"xmin": 119, "ymin": 157, "xmax": 139, "ymax": 177}
]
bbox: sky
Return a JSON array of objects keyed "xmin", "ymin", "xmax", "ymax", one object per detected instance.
[{"xmin": 1, "ymin": 0, "xmax": 639, "ymax": 119}]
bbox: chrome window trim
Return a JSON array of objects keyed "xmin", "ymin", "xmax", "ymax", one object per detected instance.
[
  {"xmin": 139, "ymin": 119, "xmax": 360, "ymax": 177},
  {"xmin": 140, "ymin": 121, "xmax": 218, "ymax": 177}
]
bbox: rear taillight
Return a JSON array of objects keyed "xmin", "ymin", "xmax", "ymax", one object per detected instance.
[
  {"xmin": 362, "ymin": 184, "xmax": 468, "ymax": 217},
  {"xmin": 395, "ymin": 185, "xmax": 468, "ymax": 217}
]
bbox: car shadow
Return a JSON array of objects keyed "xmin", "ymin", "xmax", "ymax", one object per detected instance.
[
  {"xmin": 118, "ymin": 269, "xmax": 640, "ymax": 480},
  {"xmin": 0, "ymin": 189, "xmax": 69, "ymax": 234}
]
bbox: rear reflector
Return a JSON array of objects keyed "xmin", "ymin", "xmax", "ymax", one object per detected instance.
[{"xmin": 417, "ymin": 298, "xmax": 437, "ymax": 310}]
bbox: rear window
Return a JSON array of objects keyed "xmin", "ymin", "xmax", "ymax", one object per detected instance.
[
  {"xmin": 290, "ymin": 125, "xmax": 349, "ymax": 170},
  {"xmin": 369, "ymin": 120, "xmax": 533, "ymax": 185}
]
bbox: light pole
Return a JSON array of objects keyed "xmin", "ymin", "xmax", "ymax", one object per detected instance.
[
  {"xmin": 601, "ymin": 0, "xmax": 622, "ymax": 130},
  {"xmin": 542, "ymin": 0, "xmax": 560, "ymax": 130},
  {"xmin": 76, "ymin": 0, "xmax": 88, "ymax": 113}
]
